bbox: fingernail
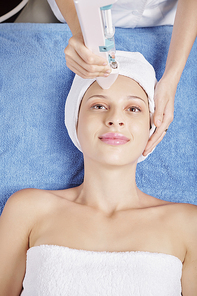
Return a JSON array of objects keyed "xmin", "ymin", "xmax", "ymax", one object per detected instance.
[
  {"xmin": 105, "ymin": 69, "xmax": 111, "ymax": 74},
  {"xmin": 156, "ymin": 120, "xmax": 161, "ymax": 127},
  {"xmin": 104, "ymin": 73, "xmax": 110, "ymax": 77},
  {"xmin": 103, "ymin": 62, "xmax": 108, "ymax": 66}
]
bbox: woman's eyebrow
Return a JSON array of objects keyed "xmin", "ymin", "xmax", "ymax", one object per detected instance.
[
  {"xmin": 87, "ymin": 94, "xmax": 147, "ymax": 104},
  {"xmin": 126, "ymin": 95, "xmax": 148, "ymax": 104},
  {"xmin": 87, "ymin": 95, "xmax": 108, "ymax": 101}
]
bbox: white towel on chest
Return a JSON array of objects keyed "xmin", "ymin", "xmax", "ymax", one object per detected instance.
[{"xmin": 21, "ymin": 245, "xmax": 182, "ymax": 296}]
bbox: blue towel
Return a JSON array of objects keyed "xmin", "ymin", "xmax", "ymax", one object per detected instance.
[{"xmin": 0, "ymin": 23, "xmax": 196, "ymax": 214}]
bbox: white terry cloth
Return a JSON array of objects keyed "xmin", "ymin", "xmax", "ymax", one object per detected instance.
[
  {"xmin": 65, "ymin": 51, "xmax": 157, "ymax": 163},
  {"xmin": 47, "ymin": 0, "xmax": 177, "ymax": 27},
  {"xmin": 21, "ymin": 245, "xmax": 182, "ymax": 296}
]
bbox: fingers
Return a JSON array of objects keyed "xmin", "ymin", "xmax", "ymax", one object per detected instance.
[
  {"xmin": 66, "ymin": 46, "xmax": 111, "ymax": 79},
  {"xmin": 143, "ymin": 126, "xmax": 167, "ymax": 156},
  {"xmin": 64, "ymin": 32, "xmax": 112, "ymax": 79},
  {"xmin": 143, "ymin": 77, "xmax": 176, "ymax": 156},
  {"xmin": 69, "ymin": 32, "xmax": 107, "ymax": 66},
  {"xmin": 143, "ymin": 101, "xmax": 174, "ymax": 156},
  {"xmin": 153, "ymin": 95, "xmax": 166, "ymax": 128}
]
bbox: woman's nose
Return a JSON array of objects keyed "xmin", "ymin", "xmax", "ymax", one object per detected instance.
[
  {"xmin": 106, "ymin": 109, "xmax": 125, "ymax": 127},
  {"xmin": 108, "ymin": 121, "xmax": 124, "ymax": 126}
]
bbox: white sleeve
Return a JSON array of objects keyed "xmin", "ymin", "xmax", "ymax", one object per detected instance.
[{"xmin": 47, "ymin": 0, "xmax": 66, "ymax": 23}]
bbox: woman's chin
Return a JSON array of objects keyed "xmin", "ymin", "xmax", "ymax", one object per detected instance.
[
  {"xmin": 86, "ymin": 150, "xmax": 139, "ymax": 167},
  {"xmin": 81, "ymin": 139, "xmax": 146, "ymax": 166}
]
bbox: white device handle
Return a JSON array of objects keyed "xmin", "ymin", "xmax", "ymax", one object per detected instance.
[{"xmin": 74, "ymin": 0, "xmax": 119, "ymax": 89}]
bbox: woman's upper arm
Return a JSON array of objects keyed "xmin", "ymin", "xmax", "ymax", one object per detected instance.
[
  {"xmin": 182, "ymin": 257, "xmax": 197, "ymax": 295},
  {"xmin": 181, "ymin": 206, "xmax": 197, "ymax": 296},
  {"xmin": 0, "ymin": 190, "xmax": 36, "ymax": 296}
]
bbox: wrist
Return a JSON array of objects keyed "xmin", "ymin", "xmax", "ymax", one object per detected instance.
[
  {"xmin": 70, "ymin": 18, "xmax": 82, "ymax": 36},
  {"xmin": 158, "ymin": 73, "xmax": 179, "ymax": 96},
  {"xmin": 162, "ymin": 68, "xmax": 181, "ymax": 87},
  {"xmin": 163, "ymin": 51, "xmax": 188, "ymax": 85}
]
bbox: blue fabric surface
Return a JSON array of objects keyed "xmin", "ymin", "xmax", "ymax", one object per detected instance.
[{"xmin": 0, "ymin": 23, "xmax": 196, "ymax": 214}]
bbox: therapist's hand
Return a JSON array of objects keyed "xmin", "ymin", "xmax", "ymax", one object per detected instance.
[
  {"xmin": 64, "ymin": 31, "xmax": 112, "ymax": 79},
  {"xmin": 143, "ymin": 77, "xmax": 177, "ymax": 156}
]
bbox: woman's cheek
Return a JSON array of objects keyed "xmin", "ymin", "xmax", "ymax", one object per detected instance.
[
  {"xmin": 130, "ymin": 118, "xmax": 150, "ymax": 144},
  {"xmin": 77, "ymin": 113, "xmax": 95, "ymax": 148}
]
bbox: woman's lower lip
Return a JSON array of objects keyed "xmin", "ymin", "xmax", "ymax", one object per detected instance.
[{"xmin": 100, "ymin": 138, "xmax": 129, "ymax": 145}]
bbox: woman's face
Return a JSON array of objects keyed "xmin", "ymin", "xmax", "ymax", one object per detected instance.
[{"xmin": 77, "ymin": 75, "xmax": 150, "ymax": 166}]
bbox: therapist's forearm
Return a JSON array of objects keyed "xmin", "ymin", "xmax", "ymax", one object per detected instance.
[
  {"xmin": 162, "ymin": 0, "xmax": 197, "ymax": 84},
  {"xmin": 55, "ymin": 0, "xmax": 81, "ymax": 35}
]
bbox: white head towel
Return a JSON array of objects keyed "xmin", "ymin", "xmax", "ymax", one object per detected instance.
[{"xmin": 65, "ymin": 51, "xmax": 157, "ymax": 162}]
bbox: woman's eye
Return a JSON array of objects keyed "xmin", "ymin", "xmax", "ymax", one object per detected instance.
[
  {"xmin": 91, "ymin": 104, "xmax": 107, "ymax": 110},
  {"xmin": 127, "ymin": 106, "xmax": 141, "ymax": 112}
]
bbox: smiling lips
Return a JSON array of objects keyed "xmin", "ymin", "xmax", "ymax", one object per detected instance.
[{"xmin": 99, "ymin": 133, "xmax": 130, "ymax": 146}]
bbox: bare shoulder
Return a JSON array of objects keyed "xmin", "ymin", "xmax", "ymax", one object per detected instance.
[
  {"xmin": 1, "ymin": 187, "xmax": 73, "ymax": 227},
  {"xmin": 163, "ymin": 202, "xmax": 197, "ymax": 242},
  {"xmin": 7, "ymin": 188, "xmax": 75, "ymax": 211},
  {"xmin": 3, "ymin": 188, "xmax": 55, "ymax": 214},
  {"xmin": 148, "ymin": 196, "xmax": 197, "ymax": 235},
  {"xmin": 160, "ymin": 201, "xmax": 197, "ymax": 222},
  {"xmin": 165, "ymin": 201, "xmax": 197, "ymax": 221},
  {"xmin": 176, "ymin": 202, "xmax": 197, "ymax": 236}
]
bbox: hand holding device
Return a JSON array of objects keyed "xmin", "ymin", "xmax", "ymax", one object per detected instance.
[{"xmin": 73, "ymin": 0, "xmax": 119, "ymax": 89}]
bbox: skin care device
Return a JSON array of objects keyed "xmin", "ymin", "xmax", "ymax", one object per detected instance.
[{"xmin": 74, "ymin": 0, "xmax": 119, "ymax": 89}]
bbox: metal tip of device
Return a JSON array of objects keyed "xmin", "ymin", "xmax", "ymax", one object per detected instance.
[{"xmin": 110, "ymin": 61, "xmax": 118, "ymax": 69}]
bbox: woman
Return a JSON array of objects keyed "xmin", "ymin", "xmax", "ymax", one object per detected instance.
[{"xmin": 0, "ymin": 51, "xmax": 196, "ymax": 295}]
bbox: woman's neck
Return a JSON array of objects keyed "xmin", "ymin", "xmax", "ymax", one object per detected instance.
[{"xmin": 75, "ymin": 159, "xmax": 144, "ymax": 217}]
